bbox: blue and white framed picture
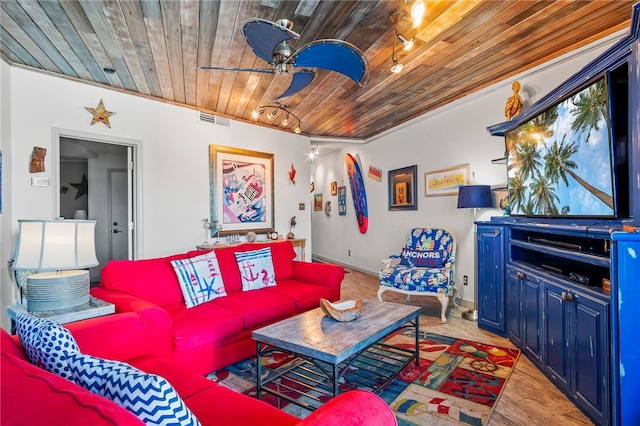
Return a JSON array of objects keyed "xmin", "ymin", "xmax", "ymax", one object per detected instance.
[{"xmin": 338, "ymin": 186, "xmax": 346, "ymax": 216}]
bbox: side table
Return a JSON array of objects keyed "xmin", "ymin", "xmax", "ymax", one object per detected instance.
[
  {"xmin": 196, "ymin": 238, "xmax": 307, "ymax": 261},
  {"xmin": 7, "ymin": 296, "xmax": 115, "ymax": 332}
]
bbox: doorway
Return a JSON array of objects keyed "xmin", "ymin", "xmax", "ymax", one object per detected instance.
[{"xmin": 54, "ymin": 130, "xmax": 140, "ymax": 283}]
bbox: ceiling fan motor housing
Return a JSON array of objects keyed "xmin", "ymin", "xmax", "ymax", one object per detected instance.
[{"xmin": 273, "ymin": 41, "xmax": 294, "ymax": 72}]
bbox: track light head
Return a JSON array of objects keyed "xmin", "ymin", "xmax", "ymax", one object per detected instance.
[
  {"xmin": 397, "ymin": 34, "xmax": 414, "ymax": 51},
  {"xmin": 390, "ymin": 56, "xmax": 403, "ymax": 73},
  {"xmin": 411, "ymin": 0, "xmax": 425, "ymax": 28}
]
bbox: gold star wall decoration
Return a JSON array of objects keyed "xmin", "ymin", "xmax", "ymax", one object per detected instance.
[{"xmin": 85, "ymin": 99, "xmax": 115, "ymax": 128}]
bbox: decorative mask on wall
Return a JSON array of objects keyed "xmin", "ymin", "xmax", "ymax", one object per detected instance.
[{"xmin": 29, "ymin": 146, "xmax": 46, "ymax": 173}]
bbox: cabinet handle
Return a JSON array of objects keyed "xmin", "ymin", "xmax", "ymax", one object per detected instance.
[
  {"xmin": 561, "ymin": 291, "xmax": 574, "ymax": 302},
  {"xmin": 494, "ymin": 229, "xmax": 501, "ymax": 236},
  {"xmin": 516, "ymin": 272, "xmax": 525, "ymax": 280}
]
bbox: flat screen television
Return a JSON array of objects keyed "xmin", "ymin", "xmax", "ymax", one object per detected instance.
[{"xmin": 505, "ymin": 70, "xmax": 628, "ymax": 218}]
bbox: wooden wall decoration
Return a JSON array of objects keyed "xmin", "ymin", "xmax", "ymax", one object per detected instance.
[
  {"xmin": 504, "ymin": 81, "xmax": 523, "ymax": 120},
  {"xmin": 85, "ymin": 99, "xmax": 114, "ymax": 128},
  {"xmin": 29, "ymin": 146, "xmax": 46, "ymax": 173},
  {"xmin": 368, "ymin": 165, "xmax": 382, "ymax": 182}
]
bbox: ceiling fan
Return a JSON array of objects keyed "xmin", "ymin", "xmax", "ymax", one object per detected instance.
[{"xmin": 197, "ymin": 18, "xmax": 370, "ymax": 101}]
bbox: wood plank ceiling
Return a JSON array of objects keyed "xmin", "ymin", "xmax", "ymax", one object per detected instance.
[{"xmin": 1, "ymin": 1, "xmax": 634, "ymax": 140}]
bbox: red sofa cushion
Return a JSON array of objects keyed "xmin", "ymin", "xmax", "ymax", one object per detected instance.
[
  {"xmin": 164, "ymin": 302, "xmax": 244, "ymax": 351},
  {"xmin": 1, "ymin": 351, "xmax": 144, "ymax": 425},
  {"xmin": 212, "ymin": 291, "xmax": 296, "ymax": 329},
  {"xmin": 129, "ymin": 354, "xmax": 300, "ymax": 426},
  {"xmin": 184, "ymin": 383, "xmax": 299, "ymax": 426},
  {"xmin": 264, "ymin": 280, "xmax": 333, "ymax": 312},
  {"xmin": 1, "ymin": 328, "xmax": 26, "ymax": 360},
  {"xmin": 100, "ymin": 253, "xmax": 192, "ymax": 306}
]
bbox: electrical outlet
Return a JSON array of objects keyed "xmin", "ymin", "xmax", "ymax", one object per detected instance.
[
  {"xmin": 463, "ymin": 275, "xmax": 468, "ymax": 285},
  {"xmin": 348, "ymin": 250, "xmax": 351, "ymax": 256}
]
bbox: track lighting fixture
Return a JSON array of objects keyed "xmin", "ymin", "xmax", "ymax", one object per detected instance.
[
  {"xmin": 254, "ymin": 104, "xmax": 302, "ymax": 134},
  {"xmin": 390, "ymin": 10, "xmax": 406, "ymax": 73}
]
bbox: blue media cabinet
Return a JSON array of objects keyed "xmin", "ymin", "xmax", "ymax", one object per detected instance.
[{"xmin": 480, "ymin": 3, "xmax": 640, "ymax": 425}]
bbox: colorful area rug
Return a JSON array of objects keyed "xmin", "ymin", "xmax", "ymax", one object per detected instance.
[{"xmin": 208, "ymin": 330, "xmax": 520, "ymax": 425}]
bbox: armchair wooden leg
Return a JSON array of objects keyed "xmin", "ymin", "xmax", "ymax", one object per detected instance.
[{"xmin": 437, "ymin": 294, "xmax": 449, "ymax": 323}]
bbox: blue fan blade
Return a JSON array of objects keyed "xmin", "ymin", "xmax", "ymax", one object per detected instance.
[
  {"xmin": 275, "ymin": 70, "xmax": 316, "ymax": 100},
  {"xmin": 292, "ymin": 40, "xmax": 368, "ymax": 85},
  {"xmin": 243, "ymin": 19, "xmax": 296, "ymax": 64}
]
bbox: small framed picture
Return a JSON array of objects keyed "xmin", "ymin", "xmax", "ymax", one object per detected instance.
[
  {"xmin": 338, "ymin": 186, "xmax": 347, "ymax": 215},
  {"xmin": 330, "ymin": 181, "xmax": 338, "ymax": 195},
  {"xmin": 314, "ymin": 193, "xmax": 323, "ymax": 211},
  {"xmin": 388, "ymin": 165, "xmax": 417, "ymax": 211}
]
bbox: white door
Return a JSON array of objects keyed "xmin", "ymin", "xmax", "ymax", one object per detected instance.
[{"xmin": 108, "ymin": 168, "xmax": 129, "ymax": 260}]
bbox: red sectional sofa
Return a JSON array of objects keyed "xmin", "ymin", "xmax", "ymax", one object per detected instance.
[
  {"xmin": 1, "ymin": 312, "xmax": 397, "ymax": 425},
  {"xmin": 91, "ymin": 241, "xmax": 345, "ymax": 375}
]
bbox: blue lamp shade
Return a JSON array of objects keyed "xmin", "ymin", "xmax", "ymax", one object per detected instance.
[{"xmin": 457, "ymin": 185, "xmax": 493, "ymax": 209}]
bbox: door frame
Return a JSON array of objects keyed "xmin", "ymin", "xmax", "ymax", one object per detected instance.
[{"xmin": 51, "ymin": 127, "xmax": 143, "ymax": 259}]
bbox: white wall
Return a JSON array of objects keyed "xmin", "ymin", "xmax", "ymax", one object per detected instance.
[
  {"xmin": 1, "ymin": 59, "xmax": 18, "ymax": 331},
  {"xmin": 310, "ymin": 32, "xmax": 624, "ymax": 308},
  {"xmin": 1, "ymin": 66, "xmax": 312, "ymax": 330}
]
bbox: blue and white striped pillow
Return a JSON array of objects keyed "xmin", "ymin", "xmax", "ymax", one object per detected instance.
[
  {"xmin": 68, "ymin": 353, "xmax": 200, "ymax": 426},
  {"xmin": 171, "ymin": 251, "xmax": 227, "ymax": 308},
  {"xmin": 235, "ymin": 247, "xmax": 276, "ymax": 291},
  {"xmin": 15, "ymin": 312, "xmax": 80, "ymax": 380}
]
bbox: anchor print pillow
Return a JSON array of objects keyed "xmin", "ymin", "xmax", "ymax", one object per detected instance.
[
  {"xmin": 172, "ymin": 251, "xmax": 227, "ymax": 308},
  {"xmin": 235, "ymin": 247, "xmax": 276, "ymax": 291}
]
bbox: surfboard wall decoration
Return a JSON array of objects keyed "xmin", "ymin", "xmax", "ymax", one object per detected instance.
[{"xmin": 345, "ymin": 153, "xmax": 368, "ymax": 234}]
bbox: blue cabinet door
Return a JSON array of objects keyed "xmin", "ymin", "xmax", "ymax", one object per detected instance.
[
  {"xmin": 543, "ymin": 281, "xmax": 570, "ymax": 394},
  {"xmin": 477, "ymin": 224, "xmax": 506, "ymax": 336},
  {"xmin": 522, "ymin": 273, "xmax": 543, "ymax": 367},
  {"xmin": 506, "ymin": 266, "xmax": 522, "ymax": 348},
  {"xmin": 571, "ymin": 292, "xmax": 609, "ymax": 426}
]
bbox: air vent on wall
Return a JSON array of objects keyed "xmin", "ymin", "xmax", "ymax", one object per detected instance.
[{"xmin": 198, "ymin": 112, "xmax": 231, "ymax": 127}]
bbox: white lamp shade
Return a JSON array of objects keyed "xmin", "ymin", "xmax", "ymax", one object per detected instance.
[
  {"xmin": 12, "ymin": 220, "xmax": 99, "ymax": 271},
  {"xmin": 73, "ymin": 210, "xmax": 88, "ymax": 220}
]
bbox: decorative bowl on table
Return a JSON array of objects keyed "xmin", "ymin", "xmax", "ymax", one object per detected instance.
[{"xmin": 319, "ymin": 298, "xmax": 363, "ymax": 322}]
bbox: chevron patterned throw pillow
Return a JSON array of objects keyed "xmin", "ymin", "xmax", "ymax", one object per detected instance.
[
  {"xmin": 68, "ymin": 353, "xmax": 200, "ymax": 426},
  {"xmin": 15, "ymin": 312, "xmax": 80, "ymax": 380}
]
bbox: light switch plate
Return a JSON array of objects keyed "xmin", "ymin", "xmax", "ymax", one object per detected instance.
[{"xmin": 31, "ymin": 177, "xmax": 50, "ymax": 187}]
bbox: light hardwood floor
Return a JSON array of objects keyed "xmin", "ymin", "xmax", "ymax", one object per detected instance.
[{"xmin": 339, "ymin": 267, "xmax": 593, "ymax": 426}]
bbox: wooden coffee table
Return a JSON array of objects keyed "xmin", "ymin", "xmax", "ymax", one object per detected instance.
[{"xmin": 252, "ymin": 299, "xmax": 421, "ymax": 410}]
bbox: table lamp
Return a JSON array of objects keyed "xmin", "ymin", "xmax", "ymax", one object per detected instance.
[
  {"xmin": 12, "ymin": 219, "xmax": 98, "ymax": 312},
  {"xmin": 457, "ymin": 185, "xmax": 493, "ymax": 321}
]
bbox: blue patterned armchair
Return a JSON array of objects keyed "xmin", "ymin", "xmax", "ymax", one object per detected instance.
[{"xmin": 378, "ymin": 228, "xmax": 456, "ymax": 323}]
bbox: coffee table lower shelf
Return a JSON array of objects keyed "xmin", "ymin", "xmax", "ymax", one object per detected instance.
[{"xmin": 257, "ymin": 340, "xmax": 416, "ymax": 411}]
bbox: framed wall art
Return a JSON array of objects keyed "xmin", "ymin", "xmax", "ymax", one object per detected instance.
[
  {"xmin": 330, "ymin": 181, "xmax": 338, "ymax": 195},
  {"xmin": 424, "ymin": 164, "xmax": 470, "ymax": 197},
  {"xmin": 209, "ymin": 145, "xmax": 274, "ymax": 235},
  {"xmin": 338, "ymin": 186, "xmax": 347, "ymax": 215},
  {"xmin": 314, "ymin": 194, "xmax": 323, "ymax": 211},
  {"xmin": 388, "ymin": 165, "xmax": 417, "ymax": 211}
]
